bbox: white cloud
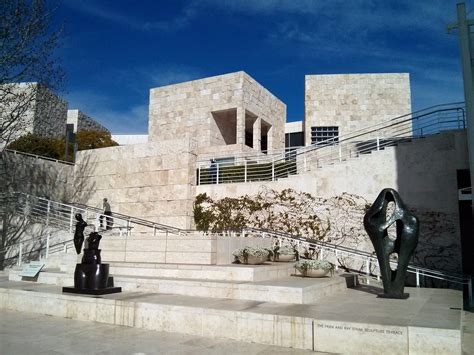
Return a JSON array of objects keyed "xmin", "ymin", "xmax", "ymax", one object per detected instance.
[{"xmin": 65, "ymin": 90, "xmax": 148, "ymax": 134}]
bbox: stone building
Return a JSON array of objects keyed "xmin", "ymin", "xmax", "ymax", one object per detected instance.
[
  {"xmin": 149, "ymin": 71, "xmax": 286, "ymax": 154},
  {"xmin": 304, "ymin": 73, "xmax": 411, "ymax": 146},
  {"xmin": 0, "ymin": 82, "xmax": 106, "ymax": 149},
  {"xmin": 67, "ymin": 109, "xmax": 109, "ymax": 133},
  {"xmin": 0, "ymin": 82, "xmax": 67, "ymax": 148}
]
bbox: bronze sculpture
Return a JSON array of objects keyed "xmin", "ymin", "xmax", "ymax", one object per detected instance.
[
  {"xmin": 363, "ymin": 188, "xmax": 419, "ymax": 299},
  {"xmin": 73, "ymin": 213, "xmax": 87, "ymax": 254},
  {"xmin": 63, "ymin": 231, "xmax": 121, "ymax": 295}
]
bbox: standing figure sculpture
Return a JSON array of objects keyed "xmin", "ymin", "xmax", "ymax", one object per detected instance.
[
  {"xmin": 363, "ymin": 188, "xmax": 419, "ymax": 299},
  {"xmin": 73, "ymin": 213, "xmax": 87, "ymax": 254}
]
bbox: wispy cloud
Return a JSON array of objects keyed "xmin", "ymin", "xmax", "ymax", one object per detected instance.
[
  {"xmin": 63, "ymin": 0, "xmax": 197, "ymax": 32},
  {"xmin": 66, "ymin": 90, "xmax": 148, "ymax": 134}
]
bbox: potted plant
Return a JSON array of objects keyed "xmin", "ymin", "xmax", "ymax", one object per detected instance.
[
  {"xmin": 232, "ymin": 247, "xmax": 269, "ymax": 265},
  {"xmin": 294, "ymin": 259, "xmax": 334, "ymax": 277},
  {"xmin": 273, "ymin": 245, "xmax": 298, "ymax": 262}
]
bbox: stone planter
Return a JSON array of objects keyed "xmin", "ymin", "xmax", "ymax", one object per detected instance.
[
  {"xmin": 238, "ymin": 255, "xmax": 267, "ymax": 265},
  {"xmin": 300, "ymin": 268, "xmax": 330, "ymax": 278},
  {"xmin": 276, "ymin": 254, "xmax": 296, "ymax": 262}
]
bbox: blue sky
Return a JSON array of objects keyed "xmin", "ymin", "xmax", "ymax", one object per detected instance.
[{"xmin": 56, "ymin": 0, "xmax": 472, "ymax": 134}]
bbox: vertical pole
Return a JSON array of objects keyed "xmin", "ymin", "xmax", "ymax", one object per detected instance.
[
  {"xmin": 376, "ymin": 135, "xmax": 380, "ymax": 151},
  {"xmin": 244, "ymin": 161, "xmax": 247, "ymax": 183},
  {"xmin": 216, "ymin": 163, "xmax": 220, "ymax": 184},
  {"xmin": 197, "ymin": 165, "xmax": 201, "ymax": 185},
  {"xmin": 46, "ymin": 200, "xmax": 51, "ymax": 226},
  {"xmin": 272, "ymin": 158, "xmax": 275, "ymax": 181},
  {"xmin": 320, "ymin": 248, "xmax": 324, "ymax": 260},
  {"xmin": 17, "ymin": 243, "xmax": 22, "ymax": 266},
  {"xmin": 46, "ymin": 234, "xmax": 50, "ymax": 259},
  {"xmin": 416, "ymin": 269, "xmax": 420, "ymax": 287},
  {"xmin": 334, "ymin": 250, "xmax": 338, "ymax": 271},
  {"xmin": 127, "ymin": 219, "xmax": 131, "ymax": 237},
  {"xmin": 69, "ymin": 207, "xmax": 74, "ymax": 233},
  {"xmin": 455, "ymin": 3, "xmax": 474, "ymax": 220}
]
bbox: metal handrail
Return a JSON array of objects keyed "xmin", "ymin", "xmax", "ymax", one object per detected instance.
[
  {"xmin": 197, "ymin": 103, "xmax": 466, "ymax": 185},
  {"xmin": 241, "ymin": 227, "xmax": 472, "ymax": 304},
  {"xmin": 2, "ymin": 149, "xmax": 75, "ymax": 165}
]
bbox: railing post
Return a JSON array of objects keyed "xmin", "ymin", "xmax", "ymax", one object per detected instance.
[
  {"xmin": 365, "ymin": 257, "xmax": 371, "ymax": 285},
  {"xmin": 198, "ymin": 165, "xmax": 201, "ymax": 185},
  {"xmin": 63, "ymin": 242, "xmax": 67, "ymax": 253},
  {"xmin": 334, "ymin": 250, "xmax": 338, "ymax": 271},
  {"xmin": 69, "ymin": 206, "xmax": 74, "ymax": 233},
  {"xmin": 153, "ymin": 224, "xmax": 157, "ymax": 237},
  {"xmin": 127, "ymin": 219, "xmax": 131, "ymax": 237},
  {"xmin": 416, "ymin": 269, "xmax": 420, "ymax": 287},
  {"xmin": 244, "ymin": 161, "xmax": 247, "ymax": 183},
  {"xmin": 46, "ymin": 233, "xmax": 50, "ymax": 259},
  {"xmin": 46, "ymin": 200, "xmax": 51, "ymax": 226},
  {"xmin": 216, "ymin": 163, "xmax": 220, "ymax": 184},
  {"xmin": 376, "ymin": 135, "xmax": 380, "ymax": 151},
  {"xmin": 17, "ymin": 243, "xmax": 22, "ymax": 266},
  {"xmin": 320, "ymin": 248, "xmax": 324, "ymax": 260},
  {"xmin": 272, "ymin": 158, "xmax": 275, "ymax": 181},
  {"xmin": 468, "ymin": 278, "xmax": 473, "ymax": 308}
]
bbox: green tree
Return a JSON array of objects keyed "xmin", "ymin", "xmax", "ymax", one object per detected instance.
[{"xmin": 76, "ymin": 130, "xmax": 119, "ymax": 151}]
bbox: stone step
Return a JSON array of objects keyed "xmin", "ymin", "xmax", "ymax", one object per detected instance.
[
  {"xmin": 7, "ymin": 267, "xmax": 353, "ymax": 304},
  {"xmin": 0, "ymin": 278, "xmax": 462, "ymax": 354},
  {"xmin": 107, "ymin": 261, "xmax": 295, "ymax": 281}
]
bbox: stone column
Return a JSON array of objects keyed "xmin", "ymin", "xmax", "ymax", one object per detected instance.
[
  {"xmin": 236, "ymin": 107, "xmax": 245, "ymax": 145},
  {"xmin": 253, "ymin": 117, "xmax": 261, "ymax": 151},
  {"xmin": 267, "ymin": 125, "xmax": 273, "ymax": 151}
]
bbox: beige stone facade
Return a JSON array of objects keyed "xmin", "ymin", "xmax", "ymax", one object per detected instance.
[
  {"xmin": 0, "ymin": 83, "xmax": 68, "ymax": 147},
  {"xmin": 67, "ymin": 109, "xmax": 108, "ymax": 133},
  {"xmin": 74, "ymin": 138, "xmax": 197, "ymax": 229},
  {"xmin": 304, "ymin": 73, "xmax": 411, "ymax": 146},
  {"xmin": 149, "ymin": 71, "xmax": 286, "ymax": 153}
]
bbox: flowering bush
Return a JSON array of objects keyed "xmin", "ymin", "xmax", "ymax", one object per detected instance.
[
  {"xmin": 232, "ymin": 246, "xmax": 269, "ymax": 258},
  {"xmin": 295, "ymin": 260, "xmax": 334, "ymax": 272},
  {"xmin": 276, "ymin": 246, "xmax": 296, "ymax": 255}
]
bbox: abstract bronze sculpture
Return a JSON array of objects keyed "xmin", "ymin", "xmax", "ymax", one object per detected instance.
[
  {"xmin": 73, "ymin": 213, "xmax": 87, "ymax": 254},
  {"xmin": 63, "ymin": 231, "xmax": 121, "ymax": 295},
  {"xmin": 363, "ymin": 188, "xmax": 419, "ymax": 299}
]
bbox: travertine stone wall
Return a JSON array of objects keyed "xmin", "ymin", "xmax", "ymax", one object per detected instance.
[
  {"xmin": 67, "ymin": 109, "xmax": 108, "ymax": 133},
  {"xmin": 197, "ymin": 130, "xmax": 468, "ymax": 272},
  {"xmin": 149, "ymin": 71, "xmax": 286, "ymax": 152},
  {"xmin": 0, "ymin": 83, "xmax": 67, "ymax": 147},
  {"xmin": 74, "ymin": 138, "xmax": 197, "ymax": 229},
  {"xmin": 305, "ymin": 73, "xmax": 411, "ymax": 145},
  {"xmin": 33, "ymin": 85, "xmax": 68, "ymax": 137},
  {"xmin": 2, "ymin": 151, "xmax": 75, "ymax": 201}
]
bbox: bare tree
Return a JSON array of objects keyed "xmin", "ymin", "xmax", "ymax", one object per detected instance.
[
  {"xmin": 0, "ymin": 0, "xmax": 64, "ymax": 149},
  {"xmin": 0, "ymin": 0, "xmax": 64, "ymax": 269}
]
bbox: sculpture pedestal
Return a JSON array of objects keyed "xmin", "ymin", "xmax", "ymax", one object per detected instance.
[
  {"xmin": 378, "ymin": 293, "xmax": 410, "ymax": 299},
  {"xmin": 62, "ymin": 263, "xmax": 121, "ymax": 295}
]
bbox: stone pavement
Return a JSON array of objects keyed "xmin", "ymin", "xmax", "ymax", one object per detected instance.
[{"xmin": 0, "ymin": 309, "xmax": 315, "ymax": 355}]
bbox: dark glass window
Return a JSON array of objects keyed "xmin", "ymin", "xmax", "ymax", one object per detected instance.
[
  {"xmin": 311, "ymin": 126, "xmax": 339, "ymax": 145},
  {"xmin": 285, "ymin": 132, "xmax": 304, "ymax": 148}
]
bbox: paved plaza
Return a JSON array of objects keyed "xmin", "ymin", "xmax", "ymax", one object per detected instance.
[{"xmin": 0, "ymin": 309, "xmax": 316, "ymax": 355}]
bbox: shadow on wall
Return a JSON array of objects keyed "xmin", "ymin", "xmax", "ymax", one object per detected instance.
[
  {"xmin": 0, "ymin": 150, "xmax": 97, "ymax": 269},
  {"xmin": 395, "ymin": 130, "xmax": 469, "ymax": 274}
]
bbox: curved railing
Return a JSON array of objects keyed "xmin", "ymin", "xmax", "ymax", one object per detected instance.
[{"xmin": 196, "ymin": 102, "xmax": 466, "ymax": 185}]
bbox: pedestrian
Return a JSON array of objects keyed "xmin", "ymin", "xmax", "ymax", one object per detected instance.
[{"xmin": 100, "ymin": 198, "xmax": 113, "ymax": 230}]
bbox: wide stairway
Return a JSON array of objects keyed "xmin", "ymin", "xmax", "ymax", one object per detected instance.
[{"xmin": 0, "ymin": 194, "xmax": 467, "ymax": 353}]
